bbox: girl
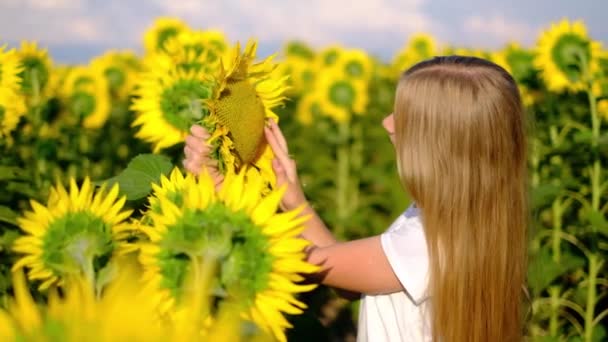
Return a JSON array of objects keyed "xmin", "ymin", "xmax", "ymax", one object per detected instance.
[{"xmin": 183, "ymin": 56, "xmax": 528, "ymax": 342}]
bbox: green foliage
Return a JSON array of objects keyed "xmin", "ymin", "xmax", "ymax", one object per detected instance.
[{"xmin": 103, "ymin": 153, "xmax": 173, "ymax": 200}]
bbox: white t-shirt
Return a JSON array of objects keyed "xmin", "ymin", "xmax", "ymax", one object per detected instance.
[{"xmin": 357, "ymin": 205, "xmax": 432, "ymax": 342}]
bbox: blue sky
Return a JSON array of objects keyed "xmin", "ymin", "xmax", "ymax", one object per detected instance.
[{"xmin": 0, "ymin": 0, "xmax": 605, "ymax": 63}]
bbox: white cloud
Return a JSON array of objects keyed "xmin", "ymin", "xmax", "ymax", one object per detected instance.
[
  {"xmin": 463, "ymin": 14, "xmax": 536, "ymax": 46},
  {"xmin": 151, "ymin": 0, "xmax": 437, "ymax": 48},
  {"xmin": 2, "ymin": 0, "xmax": 83, "ymax": 10}
]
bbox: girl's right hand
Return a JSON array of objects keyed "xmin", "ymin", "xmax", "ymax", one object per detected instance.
[
  {"xmin": 183, "ymin": 125, "xmax": 224, "ymax": 187},
  {"xmin": 264, "ymin": 119, "xmax": 308, "ymax": 212}
]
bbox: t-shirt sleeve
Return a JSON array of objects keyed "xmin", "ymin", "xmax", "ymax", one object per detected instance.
[{"xmin": 380, "ymin": 217, "xmax": 429, "ymax": 305}]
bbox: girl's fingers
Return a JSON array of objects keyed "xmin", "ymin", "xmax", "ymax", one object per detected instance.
[
  {"xmin": 184, "ymin": 145, "xmax": 199, "ymax": 160},
  {"xmin": 185, "ymin": 135, "xmax": 207, "ymax": 154},
  {"xmin": 265, "ymin": 127, "xmax": 292, "ymax": 174},
  {"xmin": 183, "ymin": 159, "xmax": 202, "ymax": 175},
  {"xmin": 272, "ymin": 157, "xmax": 289, "ymax": 187},
  {"xmin": 269, "ymin": 119, "xmax": 289, "ymax": 154},
  {"xmin": 190, "ymin": 124, "xmax": 209, "ymax": 139}
]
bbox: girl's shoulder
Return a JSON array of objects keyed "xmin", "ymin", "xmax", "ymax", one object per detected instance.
[{"xmin": 386, "ymin": 203, "xmax": 422, "ymax": 234}]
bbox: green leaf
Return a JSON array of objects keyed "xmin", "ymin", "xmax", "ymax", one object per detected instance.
[
  {"xmin": 95, "ymin": 261, "xmax": 118, "ymax": 295},
  {"xmin": 0, "ymin": 205, "xmax": 18, "ymax": 226},
  {"xmin": 101, "ymin": 154, "xmax": 174, "ymax": 201},
  {"xmin": 586, "ymin": 209, "xmax": 608, "ymax": 234},
  {"xmin": 0, "ymin": 229, "xmax": 20, "ymax": 252},
  {"xmin": 530, "ymin": 184, "xmax": 561, "ymax": 209},
  {"xmin": 0, "ymin": 166, "xmax": 23, "ymax": 181},
  {"xmin": 528, "ymin": 245, "xmax": 585, "ymax": 295}
]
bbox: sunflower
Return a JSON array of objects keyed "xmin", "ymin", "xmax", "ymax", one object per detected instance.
[
  {"xmin": 317, "ymin": 45, "xmax": 342, "ymax": 69},
  {"xmin": 1, "ymin": 258, "xmax": 245, "ymax": 341},
  {"xmin": 91, "ymin": 50, "xmax": 141, "ymax": 100},
  {"xmin": 205, "ymin": 41, "xmax": 289, "ymax": 188},
  {"xmin": 278, "ymin": 56, "xmax": 316, "ymax": 96},
  {"xmin": 598, "ymin": 99, "xmax": 608, "ymax": 121},
  {"xmin": 534, "ymin": 19, "xmax": 602, "ymax": 92},
  {"xmin": 336, "ymin": 49, "xmax": 373, "ymax": 81},
  {"xmin": 296, "ymin": 93, "xmax": 322, "ymax": 126},
  {"xmin": 314, "ymin": 70, "xmax": 368, "ymax": 123},
  {"xmin": 0, "ymin": 88, "xmax": 27, "ymax": 139},
  {"xmin": 0, "ymin": 46, "xmax": 26, "ymax": 139},
  {"xmin": 60, "ymin": 66, "xmax": 111, "ymax": 129},
  {"xmin": 131, "ymin": 65, "xmax": 215, "ymax": 152},
  {"xmin": 393, "ymin": 34, "xmax": 436, "ymax": 73},
  {"xmin": 285, "ymin": 41, "xmax": 315, "ymax": 61},
  {"xmin": 159, "ymin": 30, "xmax": 228, "ymax": 75},
  {"xmin": 444, "ymin": 47, "xmax": 489, "ymax": 60},
  {"xmin": 16, "ymin": 41, "xmax": 53, "ymax": 99},
  {"xmin": 0, "ymin": 46, "xmax": 23, "ymax": 90},
  {"xmin": 136, "ymin": 168, "xmax": 318, "ymax": 342},
  {"xmin": 144, "ymin": 17, "xmax": 189, "ymax": 55},
  {"xmin": 11, "ymin": 178, "xmax": 133, "ymax": 290}
]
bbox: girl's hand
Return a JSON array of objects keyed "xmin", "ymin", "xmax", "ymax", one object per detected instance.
[
  {"xmin": 183, "ymin": 125, "xmax": 224, "ymax": 187},
  {"xmin": 264, "ymin": 119, "xmax": 307, "ymax": 211}
]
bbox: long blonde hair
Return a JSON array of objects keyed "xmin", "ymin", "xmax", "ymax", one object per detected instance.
[{"xmin": 394, "ymin": 56, "xmax": 528, "ymax": 342}]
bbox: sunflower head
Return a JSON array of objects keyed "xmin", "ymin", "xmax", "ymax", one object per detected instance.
[
  {"xmin": 206, "ymin": 40, "xmax": 288, "ymax": 179},
  {"xmin": 0, "ymin": 46, "xmax": 24, "ymax": 90},
  {"xmin": 2, "ymin": 256, "xmax": 244, "ymax": 341},
  {"xmin": 91, "ymin": 50, "xmax": 141, "ymax": 100},
  {"xmin": 0, "ymin": 47, "xmax": 26, "ymax": 139},
  {"xmin": 161, "ymin": 30, "xmax": 228, "ymax": 75},
  {"xmin": 497, "ymin": 43, "xmax": 536, "ymax": 84},
  {"xmin": 12, "ymin": 178, "xmax": 132, "ymax": 290},
  {"xmin": 534, "ymin": 19, "xmax": 602, "ymax": 92},
  {"xmin": 296, "ymin": 93, "xmax": 322, "ymax": 126},
  {"xmin": 314, "ymin": 70, "xmax": 368, "ymax": 123},
  {"xmin": 393, "ymin": 33, "xmax": 436, "ymax": 73},
  {"xmin": 0, "ymin": 88, "xmax": 27, "ymax": 139},
  {"xmin": 144, "ymin": 17, "xmax": 189, "ymax": 55},
  {"xmin": 17, "ymin": 41, "xmax": 53, "ymax": 98},
  {"xmin": 317, "ymin": 45, "xmax": 343, "ymax": 69},
  {"xmin": 131, "ymin": 65, "xmax": 215, "ymax": 152},
  {"xmin": 60, "ymin": 66, "xmax": 111, "ymax": 129},
  {"xmin": 137, "ymin": 168, "xmax": 317, "ymax": 341},
  {"xmin": 335, "ymin": 49, "xmax": 373, "ymax": 81}
]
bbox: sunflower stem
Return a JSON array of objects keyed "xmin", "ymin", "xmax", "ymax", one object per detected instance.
[
  {"xmin": 349, "ymin": 121, "xmax": 363, "ymax": 217},
  {"xmin": 579, "ymin": 50, "xmax": 601, "ymax": 342},
  {"xmin": 30, "ymin": 69, "xmax": 44, "ymax": 192},
  {"xmin": 548, "ymin": 286, "xmax": 560, "ymax": 337},
  {"xmin": 335, "ymin": 119, "xmax": 351, "ymax": 239},
  {"xmin": 584, "ymin": 254, "xmax": 599, "ymax": 342},
  {"xmin": 551, "ymin": 198, "xmax": 563, "ymax": 263}
]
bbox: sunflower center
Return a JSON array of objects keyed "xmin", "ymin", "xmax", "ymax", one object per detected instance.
[
  {"xmin": 345, "ymin": 60, "xmax": 364, "ymax": 78},
  {"xmin": 507, "ymin": 50, "xmax": 534, "ymax": 82},
  {"xmin": 329, "ymin": 81, "xmax": 356, "ymax": 108},
  {"xmin": 160, "ymin": 79, "xmax": 213, "ymax": 131},
  {"xmin": 551, "ymin": 34, "xmax": 591, "ymax": 81},
  {"xmin": 157, "ymin": 203, "xmax": 272, "ymax": 306},
  {"xmin": 412, "ymin": 39, "xmax": 432, "ymax": 55},
  {"xmin": 324, "ymin": 50, "xmax": 339, "ymax": 66},
  {"xmin": 69, "ymin": 91, "xmax": 96, "ymax": 118},
  {"xmin": 157, "ymin": 28, "xmax": 180, "ymax": 51},
  {"xmin": 104, "ymin": 66, "xmax": 126, "ymax": 91},
  {"xmin": 287, "ymin": 42, "xmax": 314, "ymax": 60},
  {"xmin": 216, "ymin": 80, "xmax": 266, "ymax": 165},
  {"xmin": 42, "ymin": 211, "xmax": 114, "ymax": 278},
  {"xmin": 302, "ymin": 69, "xmax": 314, "ymax": 84},
  {"xmin": 19, "ymin": 56, "xmax": 49, "ymax": 95}
]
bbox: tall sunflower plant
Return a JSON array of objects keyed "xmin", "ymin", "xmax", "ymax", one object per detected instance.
[{"xmin": 525, "ymin": 19, "xmax": 608, "ymax": 342}]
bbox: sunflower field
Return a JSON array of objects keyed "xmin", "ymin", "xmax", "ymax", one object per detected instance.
[{"xmin": 0, "ymin": 16, "xmax": 607, "ymax": 341}]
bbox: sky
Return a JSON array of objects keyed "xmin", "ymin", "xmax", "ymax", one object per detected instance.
[{"xmin": 0, "ymin": 0, "xmax": 605, "ymax": 63}]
